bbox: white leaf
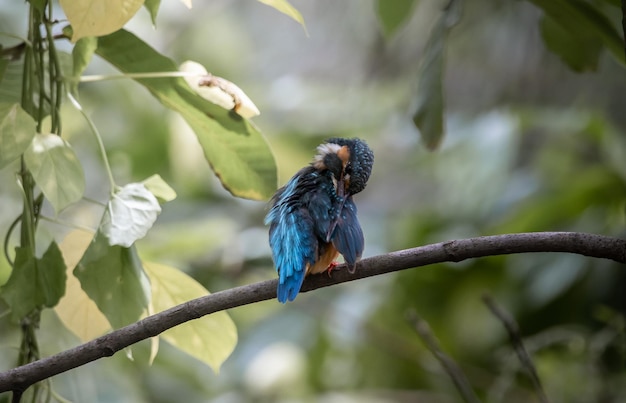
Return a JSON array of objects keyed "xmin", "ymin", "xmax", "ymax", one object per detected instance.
[{"xmin": 101, "ymin": 183, "xmax": 161, "ymax": 247}]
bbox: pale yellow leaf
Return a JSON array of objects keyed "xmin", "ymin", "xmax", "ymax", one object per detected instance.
[
  {"xmin": 60, "ymin": 0, "xmax": 145, "ymax": 42},
  {"xmin": 144, "ymin": 261, "xmax": 237, "ymax": 373},
  {"xmin": 257, "ymin": 0, "xmax": 307, "ymax": 32},
  {"xmin": 55, "ymin": 230, "xmax": 111, "ymax": 342},
  {"xmin": 148, "ymin": 334, "xmax": 160, "ymax": 365}
]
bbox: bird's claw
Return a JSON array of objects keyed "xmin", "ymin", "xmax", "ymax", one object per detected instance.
[{"xmin": 326, "ymin": 261, "xmax": 339, "ymax": 277}]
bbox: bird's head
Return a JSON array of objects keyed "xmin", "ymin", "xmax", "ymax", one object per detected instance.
[{"xmin": 312, "ymin": 138, "xmax": 374, "ymax": 197}]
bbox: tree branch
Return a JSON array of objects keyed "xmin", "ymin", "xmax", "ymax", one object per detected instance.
[{"xmin": 0, "ymin": 231, "xmax": 624, "ymax": 395}]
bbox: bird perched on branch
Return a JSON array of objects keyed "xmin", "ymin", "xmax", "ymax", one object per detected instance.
[{"xmin": 265, "ymin": 138, "xmax": 374, "ymax": 303}]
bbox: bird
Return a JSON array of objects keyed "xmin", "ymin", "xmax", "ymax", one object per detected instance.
[{"xmin": 265, "ymin": 138, "xmax": 374, "ymax": 303}]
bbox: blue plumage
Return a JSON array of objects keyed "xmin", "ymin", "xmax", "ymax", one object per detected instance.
[{"xmin": 265, "ymin": 138, "xmax": 374, "ymax": 303}]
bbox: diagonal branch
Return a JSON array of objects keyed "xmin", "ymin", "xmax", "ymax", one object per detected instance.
[
  {"xmin": 483, "ymin": 294, "xmax": 550, "ymax": 403},
  {"xmin": 408, "ymin": 310, "xmax": 481, "ymax": 403},
  {"xmin": 0, "ymin": 231, "xmax": 624, "ymax": 395}
]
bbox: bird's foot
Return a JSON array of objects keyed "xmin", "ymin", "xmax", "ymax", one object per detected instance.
[{"xmin": 326, "ymin": 261, "xmax": 339, "ymax": 277}]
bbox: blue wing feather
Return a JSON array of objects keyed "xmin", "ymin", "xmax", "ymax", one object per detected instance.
[
  {"xmin": 307, "ymin": 180, "xmax": 339, "ymax": 242},
  {"xmin": 266, "ymin": 173, "xmax": 318, "ymax": 303},
  {"xmin": 330, "ymin": 197, "xmax": 364, "ymax": 271}
]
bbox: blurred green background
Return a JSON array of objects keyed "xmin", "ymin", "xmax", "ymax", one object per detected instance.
[{"xmin": 1, "ymin": 0, "xmax": 625, "ymax": 402}]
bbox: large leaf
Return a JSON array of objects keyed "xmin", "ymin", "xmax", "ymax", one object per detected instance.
[
  {"xmin": 95, "ymin": 30, "xmax": 277, "ymax": 200},
  {"xmin": 0, "ymin": 103, "xmax": 36, "ymax": 169},
  {"xmin": 376, "ymin": 0, "xmax": 418, "ymax": 38},
  {"xmin": 60, "ymin": 0, "xmax": 145, "ymax": 42},
  {"xmin": 55, "ymin": 230, "xmax": 111, "ymax": 342},
  {"xmin": 101, "ymin": 182, "xmax": 161, "ymax": 247},
  {"xmin": 23, "ymin": 133, "xmax": 86, "ymax": 213},
  {"xmin": 528, "ymin": 0, "xmax": 625, "ymax": 68},
  {"xmin": 144, "ymin": 262, "xmax": 237, "ymax": 373},
  {"xmin": 0, "ymin": 242, "xmax": 67, "ymax": 321},
  {"xmin": 74, "ymin": 230, "xmax": 151, "ymax": 329},
  {"xmin": 257, "ymin": 0, "xmax": 306, "ymax": 32},
  {"xmin": 411, "ymin": 2, "xmax": 460, "ymax": 150}
]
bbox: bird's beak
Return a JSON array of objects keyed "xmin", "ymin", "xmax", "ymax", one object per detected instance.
[
  {"xmin": 336, "ymin": 175, "xmax": 346, "ymax": 198},
  {"xmin": 325, "ymin": 176, "xmax": 350, "ymax": 243}
]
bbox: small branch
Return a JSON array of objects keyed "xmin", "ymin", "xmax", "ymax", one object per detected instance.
[
  {"xmin": 0, "ymin": 231, "xmax": 624, "ymax": 394},
  {"xmin": 482, "ymin": 294, "xmax": 549, "ymax": 403},
  {"xmin": 407, "ymin": 310, "xmax": 481, "ymax": 403}
]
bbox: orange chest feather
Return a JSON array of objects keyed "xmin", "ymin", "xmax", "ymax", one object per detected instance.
[{"xmin": 306, "ymin": 244, "xmax": 339, "ymax": 275}]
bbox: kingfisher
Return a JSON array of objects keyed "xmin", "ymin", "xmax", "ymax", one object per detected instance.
[{"xmin": 265, "ymin": 138, "xmax": 374, "ymax": 303}]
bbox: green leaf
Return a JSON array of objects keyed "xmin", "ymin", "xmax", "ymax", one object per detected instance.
[
  {"xmin": 144, "ymin": 261, "xmax": 237, "ymax": 373},
  {"xmin": 74, "ymin": 230, "xmax": 151, "ymax": 328},
  {"xmin": 0, "ymin": 59, "xmax": 9, "ymax": 103},
  {"xmin": 0, "ymin": 102, "xmax": 37, "ymax": 169},
  {"xmin": 101, "ymin": 183, "xmax": 161, "ymax": 248},
  {"xmin": 57, "ymin": 51, "xmax": 75, "ymax": 81},
  {"xmin": 0, "ymin": 61, "xmax": 24, "ymax": 105},
  {"xmin": 72, "ymin": 36, "xmax": 98, "ymax": 79},
  {"xmin": 142, "ymin": 174, "xmax": 177, "ymax": 203},
  {"xmin": 95, "ymin": 29, "xmax": 277, "ymax": 200},
  {"xmin": 23, "ymin": 133, "xmax": 86, "ymax": 213},
  {"xmin": 376, "ymin": 0, "xmax": 417, "ymax": 38},
  {"xmin": 528, "ymin": 0, "xmax": 625, "ymax": 68},
  {"xmin": 411, "ymin": 2, "xmax": 460, "ymax": 150},
  {"xmin": 257, "ymin": 0, "xmax": 307, "ymax": 32},
  {"xmin": 1, "ymin": 242, "xmax": 67, "ymax": 321},
  {"xmin": 144, "ymin": 0, "xmax": 161, "ymax": 26},
  {"xmin": 60, "ymin": 0, "xmax": 145, "ymax": 42}
]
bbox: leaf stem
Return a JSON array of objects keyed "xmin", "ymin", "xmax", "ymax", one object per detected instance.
[
  {"xmin": 67, "ymin": 93, "xmax": 117, "ymax": 194},
  {"xmin": 79, "ymin": 71, "xmax": 204, "ymax": 82},
  {"xmin": 44, "ymin": 21, "xmax": 62, "ymax": 134},
  {"xmin": 3, "ymin": 214, "xmax": 22, "ymax": 267},
  {"xmin": 32, "ymin": 7, "xmax": 46, "ymax": 134}
]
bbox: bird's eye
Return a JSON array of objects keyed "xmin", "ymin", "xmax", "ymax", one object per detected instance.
[{"xmin": 345, "ymin": 162, "xmax": 352, "ymax": 174}]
